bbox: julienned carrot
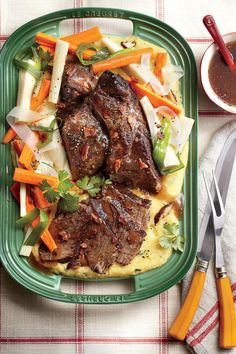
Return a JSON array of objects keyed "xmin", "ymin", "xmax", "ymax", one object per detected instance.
[
  {"xmin": 38, "ymin": 45, "xmax": 95, "ymax": 60},
  {"xmin": 35, "ymin": 27, "xmax": 102, "ymax": 55},
  {"xmin": 30, "ymin": 79, "xmax": 51, "ymax": 111},
  {"xmin": 41, "ymin": 229, "xmax": 57, "ymax": 253},
  {"xmin": 130, "ymin": 81, "xmax": 182, "ymax": 116},
  {"xmin": 13, "ymin": 168, "xmax": 58, "ymax": 187},
  {"xmin": 35, "ymin": 32, "xmax": 77, "ymax": 54},
  {"xmin": 154, "ymin": 52, "xmax": 167, "ymax": 84},
  {"xmin": 60, "ymin": 26, "xmax": 102, "ymax": 46},
  {"xmin": 18, "ymin": 144, "xmax": 34, "ymax": 170},
  {"xmin": 10, "ymin": 183, "xmax": 20, "ymax": 204},
  {"xmin": 12, "ymin": 140, "xmax": 24, "ymax": 156},
  {"xmin": 83, "ymin": 48, "xmax": 96, "ymax": 59},
  {"xmin": 2, "ymin": 128, "xmax": 16, "ymax": 144},
  {"xmin": 32, "ymin": 186, "xmax": 51, "ymax": 209},
  {"xmin": 92, "ymin": 48, "xmax": 154, "ymax": 74},
  {"xmin": 25, "ymin": 188, "xmax": 56, "ymax": 252}
]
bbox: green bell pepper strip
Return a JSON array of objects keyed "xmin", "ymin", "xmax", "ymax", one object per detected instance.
[
  {"xmin": 37, "ymin": 118, "xmax": 57, "ymax": 149},
  {"xmin": 16, "ymin": 208, "xmax": 40, "ymax": 227},
  {"xmin": 76, "ymin": 44, "xmax": 134, "ymax": 66},
  {"xmin": 14, "ymin": 46, "xmax": 42, "ymax": 80},
  {"xmin": 152, "ymin": 118, "xmax": 184, "ymax": 175},
  {"xmin": 16, "ymin": 208, "xmax": 49, "ymax": 246},
  {"xmin": 152, "ymin": 118, "xmax": 170, "ymax": 169}
]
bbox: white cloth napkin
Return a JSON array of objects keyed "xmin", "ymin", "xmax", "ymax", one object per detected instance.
[{"xmin": 183, "ymin": 120, "xmax": 236, "ymax": 354}]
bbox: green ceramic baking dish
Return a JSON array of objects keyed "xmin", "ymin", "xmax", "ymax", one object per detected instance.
[{"xmin": 0, "ymin": 7, "xmax": 198, "ymax": 304}]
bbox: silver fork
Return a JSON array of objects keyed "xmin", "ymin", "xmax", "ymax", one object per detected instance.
[
  {"xmin": 202, "ymin": 171, "xmax": 225, "ymax": 274},
  {"xmin": 203, "ymin": 170, "xmax": 236, "ymax": 348}
]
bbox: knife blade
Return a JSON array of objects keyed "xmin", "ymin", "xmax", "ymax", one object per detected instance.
[{"xmin": 198, "ymin": 129, "xmax": 236, "ymax": 263}]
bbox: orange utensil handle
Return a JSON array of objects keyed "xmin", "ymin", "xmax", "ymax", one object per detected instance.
[
  {"xmin": 216, "ymin": 276, "xmax": 236, "ymax": 348},
  {"xmin": 168, "ymin": 270, "xmax": 206, "ymax": 340}
]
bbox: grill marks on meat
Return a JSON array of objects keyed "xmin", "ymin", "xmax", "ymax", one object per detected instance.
[
  {"xmin": 61, "ymin": 103, "xmax": 108, "ymax": 180},
  {"xmin": 38, "ymin": 185, "xmax": 151, "ymax": 274},
  {"xmin": 88, "ymin": 71, "xmax": 162, "ymax": 193},
  {"xmin": 60, "ymin": 59, "xmax": 98, "ymax": 106}
]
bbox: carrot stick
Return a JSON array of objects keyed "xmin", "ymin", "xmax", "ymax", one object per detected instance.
[
  {"xmin": 92, "ymin": 48, "xmax": 154, "ymax": 74},
  {"xmin": 10, "ymin": 183, "xmax": 20, "ymax": 204},
  {"xmin": 35, "ymin": 27, "xmax": 102, "ymax": 55},
  {"xmin": 12, "ymin": 140, "xmax": 24, "ymax": 156},
  {"xmin": 130, "ymin": 81, "xmax": 182, "ymax": 115},
  {"xmin": 38, "ymin": 45, "xmax": 95, "ymax": 60},
  {"xmin": 40, "ymin": 229, "xmax": 57, "ymax": 253},
  {"xmin": 25, "ymin": 188, "xmax": 56, "ymax": 252},
  {"xmin": 18, "ymin": 144, "xmax": 34, "ymax": 170},
  {"xmin": 30, "ymin": 79, "xmax": 51, "ymax": 111},
  {"xmin": 26, "ymin": 188, "xmax": 40, "ymax": 226},
  {"xmin": 13, "ymin": 168, "xmax": 58, "ymax": 187},
  {"xmin": 31, "ymin": 186, "xmax": 51, "ymax": 209},
  {"xmin": 154, "ymin": 52, "xmax": 167, "ymax": 84},
  {"xmin": 2, "ymin": 128, "xmax": 16, "ymax": 144},
  {"xmin": 61, "ymin": 26, "xmax": 102, "ymax": 46},
  {"xmin": 83, "ymin": 48, "xmax": 96, "ymax": 59}
]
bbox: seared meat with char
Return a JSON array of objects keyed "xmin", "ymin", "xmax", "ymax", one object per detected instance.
[
  {"xmin": 62, "ymin": 103, "xmax": 109, "ymax": 180},
  {"xmin": 60, "ymin": 59, "xmax": 98, "ymax": 105},
  {"xmin": 88, "ymin": 71, "xmax": 162, "ymax": 193},
  {"xmin": 39, "ymin": 185, "xmax": 151, "ymax": 274}
]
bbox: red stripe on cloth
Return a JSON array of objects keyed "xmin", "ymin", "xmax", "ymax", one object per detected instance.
[
  {"xmin": 187, "ymin": 283, "xmax": 236, "ymax": 337},
  {"xmin": 0, "ymin": 337, "xmax": 178, "ymax": 344},
  {"xmin": 0, "ymin": 35, "xmax": 8, "ymax": 40},
  {"xmin": 198, "ymin": 110, "xmax": 235, "ymax": 117},
  {"xmin": 186, "ymin": 38, "xmax": 212, "ymax": 43},
  {"xmin": 187, "ymin": 303, "xmax": 218, "ymax": 337},
  {"xmin": 73, "ymin": 0, "xmax": 76, "ymax": 34},
  {"xmin": 188, "ymin": 315, "xmax": 219, "ymax": 347},
  {"xmin": 188, "ymin": 293, "xmax": 236, "ymax": 347}
]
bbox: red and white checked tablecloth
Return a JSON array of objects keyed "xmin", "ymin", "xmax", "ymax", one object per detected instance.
[{"xmin": 1, "ymin": 1, "xmax": 236, "ymax": 354}]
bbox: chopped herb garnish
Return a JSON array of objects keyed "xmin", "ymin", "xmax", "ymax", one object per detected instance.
[
  {"xmin": 39, "ymin": 170, "xmax": 112, "ymax": 213},
  {"xmin": 76, "ymin": 175, "xmax": 112, "ymax": 197},
  {"xmin": 159, "ymin": 222, "xmax": 185, "ymax": 252}
]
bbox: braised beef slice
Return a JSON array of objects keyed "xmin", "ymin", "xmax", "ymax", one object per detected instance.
[
  {"xmin": 60, "ymin": 59, "xmax": 98, "ymax": 105},
  {"xmin": 39, "ymin": 185, "xmax": 151, "ymax": 273},
  {"xmin": 88, "ymin": 71, "xmax": 162, "ymax": 193},
  {"xmin": 61, "ymin": 103, "xmax": 109, "ymax": 180}
]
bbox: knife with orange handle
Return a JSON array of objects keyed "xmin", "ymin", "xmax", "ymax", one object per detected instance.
[
  {"xmin": 169, "ymin": 130, "xmax": 236, "ymax": 348},
  {"xmin": 169, "ymin": 170, "xmax": 236, "ymax": 347}
]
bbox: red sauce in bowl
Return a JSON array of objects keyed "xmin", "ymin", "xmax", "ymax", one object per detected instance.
[{"xmin": 208, "ymin": 41, "xmax": 236, "ymax": 106}]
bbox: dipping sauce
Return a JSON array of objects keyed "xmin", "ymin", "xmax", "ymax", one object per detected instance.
[{"xmin": 209, "ymin": 40, "xmax": 236, "ymax": 106}]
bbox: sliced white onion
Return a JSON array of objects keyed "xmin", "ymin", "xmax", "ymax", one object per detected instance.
[
  {"xmin": 149, "ymin": 72, "xmax": 166, "ymax": 96},
  {"xmin": 140, "ymin": 96, "xmax": 161, "ymax": 146},
  {"xmin": 162, "ymin": 64, "xmax": 184, "ymax": 93},
  {"xmin": 140, "ymin": 53, "xmax": 151, "ymax": 69},
  {"xmin": 141, "ymin": 54, "xmax": 167, "ymax": 96},
  {"xmin": 35, "ymin": 154, "xmax": 58, "ymax": 176},
  {"xmin": 7, "ymin": 114, "xmax": 40, "ymax": 160},
  {"xmin": 7, "ymin": 106, "xmax": 44, "ymax": 123},
  {"xmin": 36, "ymin": 115, "xmax": 71, "ymax": 176}
]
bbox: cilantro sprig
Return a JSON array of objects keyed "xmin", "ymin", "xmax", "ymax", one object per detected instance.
[
  {"xmin": 159, "ymin": 222, "xmax": 185, "ymax": 252},
  {"xmin": 76, "ymin": 175, "xmax": 112, "ymax": 197},
  {"xmin": 39, "ymin": 170, "xmax": 112, "ymax": 213},
  {"xmin": 38, "ymin": 47, "xmax": 53, "ymax": 71}
]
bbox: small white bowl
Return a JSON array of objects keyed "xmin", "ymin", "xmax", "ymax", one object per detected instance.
[{"xmin": 201, "ymin": 32, "xmax": 236, "ymax": 114}]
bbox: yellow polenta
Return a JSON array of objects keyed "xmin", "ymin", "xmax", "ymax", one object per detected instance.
[{"xmin": 32, "ymin": 36, "xmax": 187, "ymax": 278}]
